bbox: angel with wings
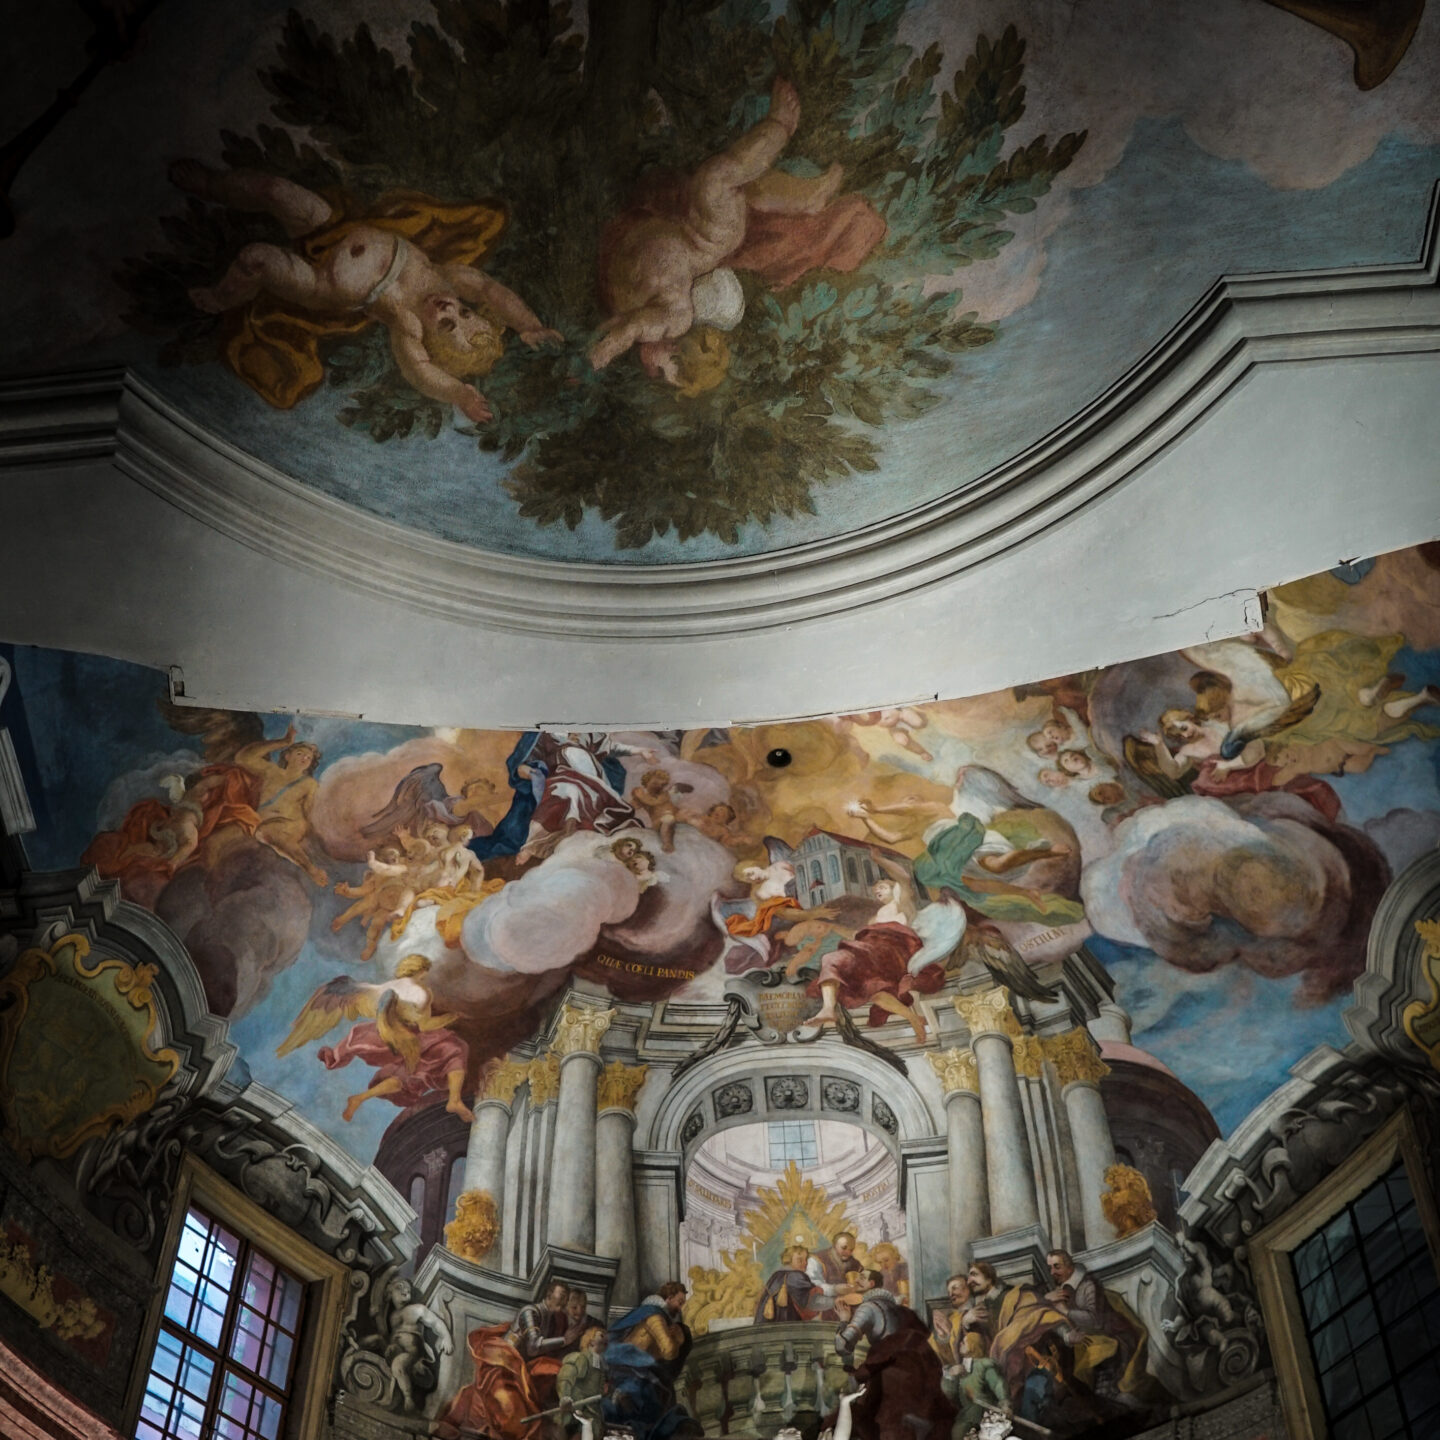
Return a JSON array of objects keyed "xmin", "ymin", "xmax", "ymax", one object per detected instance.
[
  {"xmin": 276, "ymin": 953, "xmax": 473, "ymax": 1123},
  {"xmin": 1125, "ymin": 632, "xmax": 1343, "ymax": 820}
]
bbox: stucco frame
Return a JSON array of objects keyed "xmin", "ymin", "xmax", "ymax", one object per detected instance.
[
  {"xmin": 1249, "ymin": 1105, "xmax": 1440, "ymax": 1440},
  {"xmin": 123, "ymin": 1152, "xmax": 351, "ymax": 1440}
]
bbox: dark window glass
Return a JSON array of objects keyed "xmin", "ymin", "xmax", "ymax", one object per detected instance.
[
  {"xmin": 136, "ymin": 1207, "xmax": 305, "ymax": 1440},
  {"xmin": 1292, "ymin": 1163, "xmax": 1440, "ymax": 1440}
]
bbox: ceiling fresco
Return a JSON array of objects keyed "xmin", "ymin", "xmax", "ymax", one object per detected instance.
[
  {"xmin": 4, "ymin": 542, "xmax": 1439, "ymax": 1164},
  {"xmin": 2, "ymin": 0, "xmax": 1438, "ymax": 563}
]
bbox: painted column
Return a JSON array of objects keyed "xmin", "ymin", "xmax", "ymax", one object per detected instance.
[
  {"xmin": 462, "ymin": 1058, "xmax": 529, "ymax": 1265},
  {"xmin": 927, "ymin": 1048, "xmax": 988, "ymax": 1270},
  {"xmin": 955, "ymin": 988, "xmax": 1039, "ymax": 1234},
  {"xmin": 595, "ymin": 1061, "xmax": 649, "ymax": 1309},
  {"xmin": 1046, "ymin": 1029, "xmax": 1118, "ymax": 1249},
  {"xmin": 544, "ymin": 1002, "xmax": 615, "ymax": 1252}
]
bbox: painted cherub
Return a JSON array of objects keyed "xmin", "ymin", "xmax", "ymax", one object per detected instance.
[
  {"xmin": 233, "ymin": 725, "xmax": 329, "ymax": 887},
  {"xmin": 629, "ymin": 768, "xmax": 690, "ymax": 851},
  {"xmin": 170, "ymin": 161, "xmax": 562, "ymax": 422},
  {"xmin": 381, "ymin": 1275, "xmax": 453, "ymax": 1413},
  {"xmin": 332, "ymin": 844, "xmax": 411, "ymax": 961},
  {"xmin": 610, "ymin": 835, "xmax": 660, "ymax": 890}
]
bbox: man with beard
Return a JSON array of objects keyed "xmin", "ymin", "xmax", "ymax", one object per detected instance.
[
  {"xmin": 436, "ymin": 1280, "xmax": 576, "ymax": 1440},
  {"xmin": 833, "ymin": 1269, "xmax": 954, "ymax": 1440}
]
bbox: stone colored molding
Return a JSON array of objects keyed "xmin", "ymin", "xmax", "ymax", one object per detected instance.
[
  {"xmin": 1, "ymin": 190, "xmax": 1437, "ymax": 732},
  {"xmin": 1045, "ymin": 1028, "xmax": 1110, "ymax": 1087},
  {"xmin": 479, "ymin": 1058, "xmax": 531, "ymax": 1108},
  {"xmin": 596, "ymin": 1061, "xmax": 649, "ymax": 1115},
  {"xmin": 1012, "ymin": 1034, "xmax": 1046, "ymax": 1079},
  {"xmin": 526, "ymin": 1054, "xmax": 561, "ymax": 1108},
  {"xmin": 954, "ymin": 987, "xmax": 1021, "ymax": 1041},
  {"xmin": 551, "ymin": 1002, "xmax": 616, "ymax": 1058},
  {"xmin": 926, "ymin": 1047, "xmax": 979, "ymax": 1095}
]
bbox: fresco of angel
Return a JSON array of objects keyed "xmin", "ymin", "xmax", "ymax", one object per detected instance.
[
  {"xmin": 168, "ymin": 161, "xmax": 561, "ymax": 422},
  {"xmin": 360, "ymin": 763, "xmax": 494, "ymax": 846},
  {"xmin": 276, "ymin": 954, "xmax": 474, "ymax": 1123}
]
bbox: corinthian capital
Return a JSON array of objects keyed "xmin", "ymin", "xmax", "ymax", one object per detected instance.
[
  {"xmin": 1012, "ymin": 1035, "xmax": 1045, "ymax": 1078},
  {"xmin": 954, "ymin": 986, "xmax": 1021, "ymax": 1040},
  {"xmin": 480, "ymin": 1059, "xmax": 531, "ymax": 1108},
  {"xmin": 551, "ymin": 1002, "xmax": 616, "ymax": 1057},
  {"xmin": 597, "ymin": 1061, "xmax": 649, "ymax": 1115},
  {"xmin": 1044, "ymin": 1028, "xmax": 1110, "ymax": 1087},
  {"xmin": 527, "ymin": 1053, "xmax": 561, "ymax": 1107},
  {"xmin": 927, "ymin": 1048, "xmax": 979, "ymax": 1095}
]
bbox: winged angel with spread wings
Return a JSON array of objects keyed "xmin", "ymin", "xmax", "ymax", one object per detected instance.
[{"xmin": 276, "ymin": 954, "xmax": 474, "ymax": 1123}]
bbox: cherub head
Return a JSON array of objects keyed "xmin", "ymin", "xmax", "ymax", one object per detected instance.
[
  {"xmin": 385, "ymin": 1275, "xmax": 415, "ymax": 1310},
  {"xmin": 1037, "ymin": 768, "xmax": 1069, "ymax": 789},
  {"xmin": 1057, "ymin": 748, "xmax": 1094, "ymax": 778},
  {"xmin": 1160, "ymin": 707, "xmax": 1202, "ymax": 744},
  {"xmin": 280, "ymin": 741, "xmax": 321, "ymax": 775},
  {"xmin": 1025, "ymin": 730, "xmax": 1058, "ymax": 759},
  {"xmin": 640, "ymin": 768, "xmax": 671, "ymax": 792},
  {"xmin": 872, "ymin": 877, "xmax": 901, "ymax": 905},
  {"xmin": 421, "ymin": 294, "xmax": 505, "ymax": 379},
  {"xmin": 1041, "ymin": 716, "xmax": 1074, "ymax": 747},
  {"xmin": 377, "ymin": 844, "xmax": 402, "ymax": 865},
  {"xmin": 707, "ymin": 802, "xmax": 736, "ymax": 824},
  {"xmin": 1088, "ymin": 781, "xmax": 1125, "ymax": 808},
  {"xmin": 395, "ymin": 953, "xmax": 432, "ymax": 979},
  {"xmin": 448, "ymin": 824, "xmax": 474, "ymax": 845}
]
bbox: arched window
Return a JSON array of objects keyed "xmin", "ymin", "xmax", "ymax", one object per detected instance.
[
  {"xmin": 846, "ymin": 856, "xmax": 859, "ymax": 885},
  {"xmin": 828, "ymin": 854, "xmax": 841, "ymax": 884},
  {"xmin": 811, "ymin": 860, "xmax": 823, "ymax": 886},
  {"xmin": 408, "ymin": 1174, "xmax": 427, "ymax": 1224}
]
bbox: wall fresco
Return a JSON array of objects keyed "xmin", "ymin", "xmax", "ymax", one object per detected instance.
[{"xmin": 2, "ymin": 540, "xmax": 1440, "ymax": 1436}]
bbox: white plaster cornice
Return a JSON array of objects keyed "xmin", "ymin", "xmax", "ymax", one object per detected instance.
[{"xmin": 2, "ymin": 186, "xmax": 1437, "ymax": 644}]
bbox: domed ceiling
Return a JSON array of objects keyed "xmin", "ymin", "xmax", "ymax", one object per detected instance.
[{"xmin": 2, "ymin": 0, "xmax": 1437, "ymax": 563}]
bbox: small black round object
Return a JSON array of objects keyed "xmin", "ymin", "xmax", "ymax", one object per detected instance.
[{"xmin": 766, "ymin": 748, "xmax": 793, "ymax": 768}]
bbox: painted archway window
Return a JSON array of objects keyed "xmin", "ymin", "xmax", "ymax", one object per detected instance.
[
  {"xmin": 446, "ymin": 1155, "xmax": 467, "ymax": 1226},
  {"xmin": 828, "ymin": 855, "xmax": 842, "ymax": 884}
]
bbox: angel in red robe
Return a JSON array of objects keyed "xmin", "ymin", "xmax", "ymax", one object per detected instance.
[{"xmin": 275, "ymin": 953, "xmax": 473, "ymax": 1123}]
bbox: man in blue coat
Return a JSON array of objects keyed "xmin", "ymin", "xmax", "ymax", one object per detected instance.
[{"xmin": 603, "ymin": 1281, "xmax": 699, "ymax": 1440}]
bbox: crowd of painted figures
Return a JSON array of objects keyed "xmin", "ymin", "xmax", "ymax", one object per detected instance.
[{"xmin": 436, "ymin": 1242, "xmax": 1154, "ymax": 1440}]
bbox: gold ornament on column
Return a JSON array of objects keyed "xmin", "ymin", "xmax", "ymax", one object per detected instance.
[
  {"xmin": 1012, "ymin": 1034, "xmax": 1045, "ymax": 1078},
  {"xmin": 445, "ymin": 1189, "xmax": 500, "ymax": 1261},
  {"xmin": 480, "ymin": 1058, "xmax": 532, "ymax": 1107},
  {"xmin": 1100, "ymin": 1164, "xmax": 1158, "ymax": 1238},
  {"xmin": 953, "ymin": 986, "xmax": 1022, "ymax": 1039},
  {"xmin": 1044, "ymin": 1028, "xmax": 1110, "ymax": 1086},
  {"xmin": 596, "ymin": 1061, "xmax": 649, "ymax": 1114},
  {"xmin": 927, "ymin": 1048, "xmax": 979, "ymax": 1094},
  {"xmin": 527, "ymin": 1053, "xmax": 561, "ymax": 1106},
  {"xmin": 551, "ymin": 1002, "xmax": 617, "ymax": 1056}
]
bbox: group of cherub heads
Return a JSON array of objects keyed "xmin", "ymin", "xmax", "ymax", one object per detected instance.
[{"xmin": 173, "ymin": 75, "xmax": 886, "ymax": 420}]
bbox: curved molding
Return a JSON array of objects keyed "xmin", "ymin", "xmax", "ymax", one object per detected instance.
[
  {"xmin": 639, "ymin": 1037, "xmax": 938, "ymax": 1153},
  {"xmin": 1347, "ymin": 847, "xmax": 1440, "ymax": 1065},
  {"xmin": 1, "ymin": 185, "xmax": 1436, "ymax": 641}
]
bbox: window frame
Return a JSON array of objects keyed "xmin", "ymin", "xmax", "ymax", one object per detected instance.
[
  {"xmin": 125, "ymin": 1154, "xmax": 350, "ymax": 1440},
  {"xmin": 1250, "ymin": 1105, "xmax": 1440, "ymax": 1440}
]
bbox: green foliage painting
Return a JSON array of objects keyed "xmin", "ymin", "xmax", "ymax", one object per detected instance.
[{"xmin": 120, "ymin": 0, "xmax": 1085, "ymax": 551}]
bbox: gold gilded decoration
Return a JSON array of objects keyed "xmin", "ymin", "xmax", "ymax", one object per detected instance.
[
  {"xmin": 953, "ymin": 986, "xmax": 1021, "ymax": 1040},
  {"xmin": 1045, "ymin": 1028, "xmax": 1110, "ymax": 1087},
  {"xmin": 551, "ymin": 1002, "xmax": 616, "ymax": 1057},
  {"xmin": 0, "ymin": 1228, "xmax": 106, "ymax": 1343},
  {"xmin": 686, "ymin": 1162, "xmax": 860, "ymax": 1336},
  {"xmin": 527, "ymin": 1053, "xmax": 561, "ymax": 1107},
  {"xmin": 927, "ymin": 1048, "xmax": 979, "ymax": 1095},
  {"xmin": 1012, "ymin": 1035, "xmax": 1045, "ymax": 1078},
  {"xmin": 1403, "ymin": 918, "xmax": 1440, "ymax": 1071},
  {"xmin": 596, "ymin": 1061, "xmax": 648, "ymax": 1114},
  {"xmin": 1100, "ymin": 1164, "xmax": 1158, "ymax": 1238},
  {"xmin": 0, "ymin": 932, "xmax": 179, "ymax": 1160},
  {"xmin": 445, "ymin": 1189, "xmax": 500, "ymax": 1262},
  {"xmin": 480, "ymin": 1058, "xmax": 531, "ymax": 1108}
]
